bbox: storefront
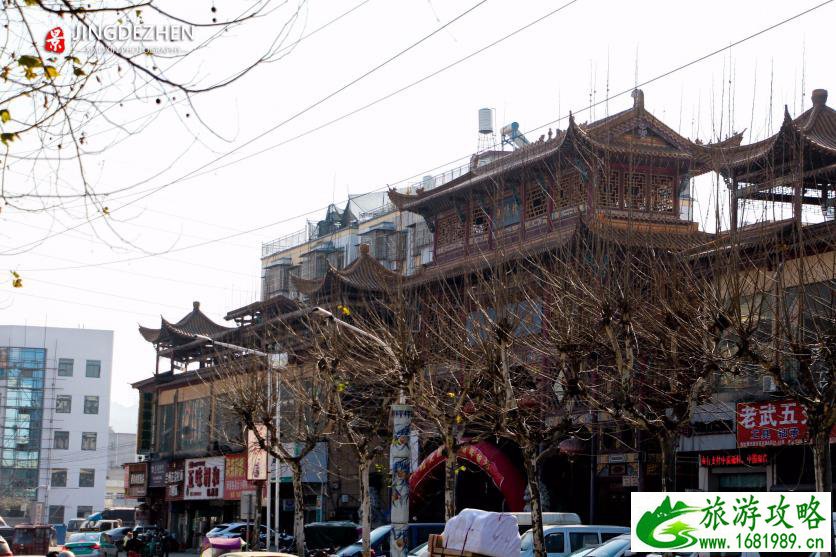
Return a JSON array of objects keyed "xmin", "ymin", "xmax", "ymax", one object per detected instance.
[{"xmin": 693, "ymin": 400, "xmax": 836, "ymax": 492}]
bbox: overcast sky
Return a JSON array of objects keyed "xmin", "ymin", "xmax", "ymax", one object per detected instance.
[{"xmin": 1, "ymin": 0, "xmax": 833, "ymax": 433}]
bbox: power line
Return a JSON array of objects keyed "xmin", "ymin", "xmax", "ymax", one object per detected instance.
[
  {"xmin": 2, "ymin": 0, "xmax": 490, "ymax": 254},
  {"xmin": 15, "ymin": 0, "xmax": 831, "ymax": 274}
]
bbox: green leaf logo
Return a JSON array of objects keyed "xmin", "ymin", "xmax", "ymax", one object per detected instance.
[{"xmin": 636, "ymin": 496, "xmax": 701, "ymax": 549}]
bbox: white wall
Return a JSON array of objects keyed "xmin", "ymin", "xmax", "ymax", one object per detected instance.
[{"xmin": 0, "ymin": 325, "xmax": 113, "ymax": 524}]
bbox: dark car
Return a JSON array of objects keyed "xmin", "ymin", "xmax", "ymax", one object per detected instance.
[
  {"xmin": 0, "ymin": 534, "xmax": 12, "ymax": 557},
  {"xmin": 105, "ymin": 527, "xmax": 132, "ymax": 552},
  {"xmin": 336, "ymin": 523, "xmax": 444, "ymax": 557}
]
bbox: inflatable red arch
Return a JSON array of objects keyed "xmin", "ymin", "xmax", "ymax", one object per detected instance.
[{"xmin": 409, "ymin": 441, "xmax": 526, "ymax": 512}]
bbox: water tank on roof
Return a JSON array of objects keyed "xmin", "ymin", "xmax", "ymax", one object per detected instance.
[
  {"xmin": 478, "ymin": 108, "xmax": 494, "ymax": 134},
  {"xmin": 422, "ymin": 175, "xmax": 434, "ymax": 190}
]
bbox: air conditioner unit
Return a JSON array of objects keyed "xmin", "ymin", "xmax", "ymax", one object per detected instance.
[
  {"xmin": 762, "ymin": 375, "xmax": 778, "ymax": 393},
  {"xmin": 136, "ymin": 454, "xmax": 147, "ymax": 462}
]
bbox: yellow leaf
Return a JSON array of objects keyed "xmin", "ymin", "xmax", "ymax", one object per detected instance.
[
  {"xmin": 102, "ymin": 206, "xmax": 110, "ymax": 215},
  {"xmin": 446, "ymin": 392, "xmax": 455, "ymax": 398},
  {"xmin": 44, "ymin": 66, "xmax": 59, "ymax": 78},
  {"xmin": 11, "ymin": 271, "xmax": 22, "ymax": 288},
  {"xmin": 73, "ymin": 67, "xmax": 86, "ymax": 77},
  {"xmin": 0, "ymin": 110, "xmax": 9, "ymax": 123},
  {"xmin": 24, "ymin": 67, "xmax": 36, "ymax": 80},
  {"xmin": 0, "ymin": 132, "xmax": 17, "ymax": 145},
  {"xmin": 455, "ymin": 415, "xmax": 463, "ymax": 424},
  {"xmin": 18, "ymin": 55, "xmax": 42, "ymax": 68},
  {"xmin": 24, "ymin": 0, "xmax": 38, "ymax": 5}
]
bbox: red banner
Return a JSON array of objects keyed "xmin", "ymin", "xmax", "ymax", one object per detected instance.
[
  {"xmin": 736, "ymin": 400, "xmax": 836, "ymax": 447},
  {"xmin": 224, "ymin": 453, "xmax": 259, "ymax": 501}
]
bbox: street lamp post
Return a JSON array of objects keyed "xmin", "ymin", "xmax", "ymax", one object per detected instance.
[
  {"xmin": 310, "ymin": 307, "xmax": 412, "ymax": 557},
  {"xmin": 193, "ymin": 335, "xmax": 287, "ymax": 551}
]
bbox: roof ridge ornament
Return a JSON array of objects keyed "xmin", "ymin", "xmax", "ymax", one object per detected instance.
[
  {"xmin": 631, "ymin": 88, "xmax": 644, "ymax": 109},
  {"xmin": 811, "ymin": 88, "xmax": 828, "ymax": 107}
]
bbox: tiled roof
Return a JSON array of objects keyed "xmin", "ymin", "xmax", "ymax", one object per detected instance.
[
  {"xmin": 291, "ymin": 244, "xmax": 401, "ymax": 296},
  {"xmin": 138, "ymin": 301, "xmax": 233, "ymax": 344}
]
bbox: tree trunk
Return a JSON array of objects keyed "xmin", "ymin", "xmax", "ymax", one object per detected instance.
[
  {"xmin": 522, "ymin": 443, "xmax": 546, "ymax": 557},
  {"xmin": 359, "ymin": 455, "xmax": 372, "ymax": 557},
  {"xmin": 443, "ymin": 442, "xmax": 458, "ymax": 521},
  {"xmin": 253, "ymin": 480, "xmax": 264, "ymax": 549},
  {"xmin": 811, "ymin": 428, "xmax": 833, "ymax": 493},
  {"xmin": 290, "ymin": 461, "xmax": 305, "ymax": 557},
  {"xmin": 657, "ymin": 434, "xmax": 676, "ymax": 493}
]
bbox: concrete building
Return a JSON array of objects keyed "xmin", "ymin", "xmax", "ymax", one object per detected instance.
[
  {"xmin": 0, "ymin": 326, "xmax": 113, "ymax": 525},
  {"xmin": 106, "ymin": 429, "xmax": 138, "ymax": 508}
]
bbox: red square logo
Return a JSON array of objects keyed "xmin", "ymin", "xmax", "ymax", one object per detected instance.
[{"xmin": 45, "ymin": 27, "xmax": 65, "ymax": 53}]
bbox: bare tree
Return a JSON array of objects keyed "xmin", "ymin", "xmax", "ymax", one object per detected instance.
[
  {"xmin": 218, "ymin": 351, "xmax": 334, "ymax": 557},
  {"xmin": 1, "ymin": 0, "xmax": 306, "ymax": 215}
]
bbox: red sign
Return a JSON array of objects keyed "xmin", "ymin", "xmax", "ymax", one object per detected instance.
[
  {"xmin": 700, "ymin": 452, "xmax": 769, "ymax": 467},
  {"xmin": 44, "ymin": 27, "xmax": 65, "ymax": 53},
  {"xmin": 224, "ymin": 453, "xmax": 258, "ymax": 501},
  {"xmin": 124, "ymin": 462, "xmax": 148, "ymax": 498},
  {"xmin": 736, "ymin": 400, "xmax": 836, "ymax": 447}
]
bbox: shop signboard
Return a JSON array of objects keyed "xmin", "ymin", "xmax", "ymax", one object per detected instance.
[
  {"xmin": 165, "ymin": 460, "xmax": 185, "ymax": 501},
  {"xmin": 224, "ymin": 453, "xmax": 259, "ymax": 501},
  {"xmin": 149, "ymin": 459, "xmax": 168, "ymax": 488},
  {"xmin": 699, "ymin": 451, "xmax": 769, "ymax": 467},
  {"xmin": 736, "ymin": 400, "xmax": 836, "ymax": 447},
  {"xmin": 125, "ymin": 462, "xmax": 148, "ymax": 498},
  {"xmin": 185, "ymin": 456, "xmax": 225, "ymax": 500}
]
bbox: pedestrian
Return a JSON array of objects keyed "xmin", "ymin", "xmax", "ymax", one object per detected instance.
[{"xmin": 46, "ymin": 551, "xmax": 59, "ymax": 557}]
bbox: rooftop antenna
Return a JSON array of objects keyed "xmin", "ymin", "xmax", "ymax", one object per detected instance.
[{"xmin": 477, "ymin": 108, "xmax": 496, "ymax": 153}]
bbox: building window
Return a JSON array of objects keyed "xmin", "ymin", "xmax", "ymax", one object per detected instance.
[
  {"xmin": 471, "ymin": 204, "xmax": 490, "ymax": 237},
  {"xmin": 177, "ymin": 397, "xmax": 210, "ymax": 452},
  {"xmin": 48, "ymin": 505, "xmax": 65, "ymax": 524},
  {"xmin": 157, "ymin": 404, "xmax": 175, "ymax": 453},
  {"xmin": 81, "ymin": 432, "xmax": 97, "ymax": 451},
  {"xmin": 84, "ymin": 396, "xmax": 99, "ymax": 415},
  {"xmin": 56, "ymin": 395, "xmax": 72, "ymax": 413},
  {"xmin": 624, "ymin": 172, "xmax": 648, "ymax": 211},
  {"xmin": 85, "ymin": 360, "xmax": 101, "ymax": 378},
  {"xmin": 57, "ymin": 358, "xmax": 74, "ymax": 377},
  {"xmin": 54, "ymin": 431, "xmax": 69, "ymax": 450},
  {"xmin": 51, "ymin": 469, "xmax": 67, "ymax": 487},
  {"xmin": 599, "ymin": 170, "xmax": 620, "ymax": 207},
  {"xmin": 412, "ymin": 221, "xmax": 432, "ymax": 250},
  {"xmin": 79, "ymin": 468, "xmax": 95, "ymax": 488},
  {"xmin": 557, "ymin": 168, "xmax": 583, "ymax": 209},
  {"xmin": 500, "ymin": 195, "xmax": 520, "ymax": 227},
  {"xmin": 651, "ymin": 174, "xmax": 674, "ymax": 212},
  {"xmin": 76, "ymin": 506, "xmax": 93, "ymax": 519},
  {"xmin": 525, "ymin": 184, "xmax": 547, "ymax": 219},
  {"xmin": 435, "ymin": 213, "xmax": 463, "ymax": 247}
]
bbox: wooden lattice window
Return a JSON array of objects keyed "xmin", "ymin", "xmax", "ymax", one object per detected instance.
[
  {"xmin": 557, "ymin": 169, "xmax": 582, "ymax": 208},
  {"xmin": 471, "ymin": 204, "xmax": 490, "ymax": 236},
  {"xmin": 624, "ymin": 172, "xmax": 648, "ymax": 211},
  {"xmin": 651, "ymin": 174, "xmax": 674, "ymax": 212},
  {"xmin": 435, "ymin": 213, "xmax": 463, "ymax": 246},
  {"xmin": 598, "ymin": 170, "xmax": 620, "ymax": 207},
  {"xmin": 526, "ymin": 184, "xmax": 547, "ymax": 219}
]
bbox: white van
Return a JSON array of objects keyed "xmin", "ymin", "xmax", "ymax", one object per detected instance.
[
  {"xmin": 519, "ymin": 524, "xmax": 629, "ymax": 557},
  {"xmin": 510, "ymin": 512, "xmax": 582, "ymax": 532}
]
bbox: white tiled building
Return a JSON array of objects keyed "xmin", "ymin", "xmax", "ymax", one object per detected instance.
[{"xmin": 0, "ymin": 326, "xmax": 113, "ymax": 525}]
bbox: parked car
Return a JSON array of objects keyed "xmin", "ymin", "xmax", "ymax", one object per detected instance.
[
  {"xmin": 0, "ymin": 528, "xmax": 13, "ymax": 544},
  {"xmin": 336, "ymin": 523, "xmax": 445, "ymax": 557},
  {"xmin": 105, "ymin": 527, "xmax": 132, "ymax": 552},
  {"xmin": 0, "ymin": 534, "xmax": 12, "ymax": 557},
  {"xmin": 205, "ymin": 522, "xmax": 280, "ymax": 547},
  {"xmin": 520, "ymin": 525, "xmax": 629, "ymax": 557},
  {"xmin": 63, "ymin": 531, "xmax": 118, "ymax": 557},
  {"xmin": 67, "ymin": 519, "xmax": 87, "ymax": 533},
  {"xmin": 81, "ymin": 520, "xmax": 122, "ymax": 532},
  {"xmin": 12, "ymin": 524, "xmax": 57, "ymax": 555},
  {"xmin": 407, "ymin": 541, "xmax": 428, "ymax": 556}
]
